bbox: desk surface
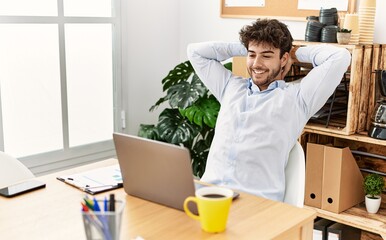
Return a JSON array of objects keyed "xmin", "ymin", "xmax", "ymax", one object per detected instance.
[{"xmin": 0, "ymin": 159, "xmax": 316, "ymax": 240}]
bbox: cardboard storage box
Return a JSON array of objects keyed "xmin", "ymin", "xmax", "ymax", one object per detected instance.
[
  {"xmin": 304, "ymin": 143, "xmax": 325, "ymax": 208},
  {"xmin": 304, "ymin": 143, "xmax": 365, "ymax": 213}
]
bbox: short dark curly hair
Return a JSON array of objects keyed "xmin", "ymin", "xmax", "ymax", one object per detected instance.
[{"xmin": 239, "ymin": 19, "xmax": 293, "ymax": 58}]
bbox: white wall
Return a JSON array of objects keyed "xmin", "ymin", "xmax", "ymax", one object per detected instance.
[
  {"xmin": 122, "ymin": 0, "xmax": 181, "ymax": 135},
  {"xmin": 124, "ymin": 0, "xmax": 386, "ymax": 134}
]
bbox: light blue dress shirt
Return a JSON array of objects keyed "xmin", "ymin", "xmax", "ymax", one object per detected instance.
[{"xmin": 187, "ymin": 41, "xmax": 351, "ymax": 201}]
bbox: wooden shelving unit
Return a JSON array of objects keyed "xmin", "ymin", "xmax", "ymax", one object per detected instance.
[
  {"xmin": 293, "ymin": 41, "xmax": 386, "ymax": 136},
  {"xmin": 296, "ymin": 41, "xmax": 386, "ymax": 240}
]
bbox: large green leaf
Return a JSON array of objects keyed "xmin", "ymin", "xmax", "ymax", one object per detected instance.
[
  {"xmin": 167, "ymin": 73, "xmax": 207, "ymax": 109},
  {"xmin": 191, "ymin": 139, "xmax": 211, "ymax": 178},
  {"xmin": 157, "ymin": 108, "xmax": 200, "ymax": 144},
  {"xmin": 162, "ymin": 61, "xmax": 195, "ymax": 91},
  {"xmin": 138, "ymin": 124, "xmax": 160, "ymax": 140},
  {"xmin": 149, "ymin": 97, "xmax": 167, "ymax": 112},
  {"xmin": 151, "ymin": 61, "xmax": 205, "ymax": 111},
  {"xmin": 179, "ymin": 95, "xmax": 220, "ymax": 128}
]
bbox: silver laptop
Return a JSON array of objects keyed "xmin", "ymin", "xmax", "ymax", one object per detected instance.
[{"xmin": 113, "ymin": 133, "xmax": 197, "ymax": 212}]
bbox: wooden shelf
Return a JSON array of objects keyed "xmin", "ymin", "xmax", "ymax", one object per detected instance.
[
  {"xmin": 293, "ymin": 40, "xmax": 358, "ymax": 51},
  {"xmin": 303, "ymin": 128, "xmax": 386, "ymax": 147},
  {"xmin": 302, "ymin": 129, "xmax": 386, "ymax": 239},
  {"xmin": 295, "ymin": 41, "xmax": 386, "ymax": 136},
  {"xmin": 305, "ymin": 203, "xmax": 386, "ymax": 238}
]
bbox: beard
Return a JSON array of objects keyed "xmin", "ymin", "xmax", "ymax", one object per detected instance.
[{"xmin": 248, "ymin": 64, "xmax": 282, "ymax": 90}]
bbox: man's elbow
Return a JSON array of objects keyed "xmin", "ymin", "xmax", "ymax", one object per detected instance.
[
  {"xmin": 187, "ymin": 43, "xmax": 195, "ymax": 60},
  {"xmin": 187, "ymin": 42, "xmax": 204, "ymax": 61}
]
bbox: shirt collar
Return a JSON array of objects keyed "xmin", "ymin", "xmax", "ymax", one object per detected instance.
[{"xmin": 248, "ymin": 78, "xmax": 286, "ymax": 94}]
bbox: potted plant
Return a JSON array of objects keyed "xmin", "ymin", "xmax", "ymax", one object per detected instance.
[
  {"xmin": 337, "ymin": 28, "xmax": 352, "ymax": 44},
  {"xmin": 138, "ymin": 60, "xmax": 232, "ymax": 177},
  {"xmin": 363, "ymin": 173, "xmax": 385, "ymax": 213}
]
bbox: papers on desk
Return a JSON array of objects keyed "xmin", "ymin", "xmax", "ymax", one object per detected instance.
[{"xmin": 57, "ymin": 164, "xmax": 122, "ymax": 194}]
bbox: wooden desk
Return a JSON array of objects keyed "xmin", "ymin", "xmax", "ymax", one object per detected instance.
[{"xmin": 0, "ymin": 159, "xmax": 316, "ymax": 240}]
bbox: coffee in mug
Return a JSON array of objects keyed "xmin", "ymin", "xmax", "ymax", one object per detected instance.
[{"xmin": 183, "ymin": 186, "xmax": 233, "ymax": 233}]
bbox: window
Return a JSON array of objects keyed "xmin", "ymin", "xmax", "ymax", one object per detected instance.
[{"xmin": 0, "ymin": 0, "xmax": 122, "ymax": 175}]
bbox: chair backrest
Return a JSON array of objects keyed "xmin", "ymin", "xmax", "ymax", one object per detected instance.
[
  {"xmin": 283, "ymin": 141, "xmax": 305, "ymax": 207},
  {"xmin": 0, "ymin": 151, "xmax": 34, "ymax": 189}
]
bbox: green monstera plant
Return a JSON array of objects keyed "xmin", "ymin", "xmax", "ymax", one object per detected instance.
[{"xmin": 138, "ymin": 60, "xmax": 232, "ymax": 177}]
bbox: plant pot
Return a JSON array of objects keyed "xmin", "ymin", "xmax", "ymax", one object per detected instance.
[
  {"xmin": 337, "ymin": 32, "xmax": 351, "ymax": 44},
  {"xmin": 365, "ymin": 195, "xmax": 381, "ymax": 213}
]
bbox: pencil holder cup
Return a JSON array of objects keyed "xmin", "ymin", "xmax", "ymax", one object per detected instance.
[{"xmin": 81, "ymin": 199, "xmax": 125, "ymax": 240}]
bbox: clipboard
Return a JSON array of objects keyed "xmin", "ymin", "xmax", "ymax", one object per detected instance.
[{"xmin": 57, "ymin": 164, "xmax": 123, "ymax": 194}]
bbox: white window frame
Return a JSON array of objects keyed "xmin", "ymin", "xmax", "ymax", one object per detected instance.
[{"xmin": 0, "ymin": 0, "xmax": 123, "ymax": 175}]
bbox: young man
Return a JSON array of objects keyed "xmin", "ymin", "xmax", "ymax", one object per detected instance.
[{"xmin": 187, "ymin": 19, "xmax": 351, "ymax": 201}]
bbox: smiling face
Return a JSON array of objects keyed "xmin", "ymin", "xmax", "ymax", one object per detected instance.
[{"xmin": 246, "ymin": 41, "xmax": 289, "ymax": 91}]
